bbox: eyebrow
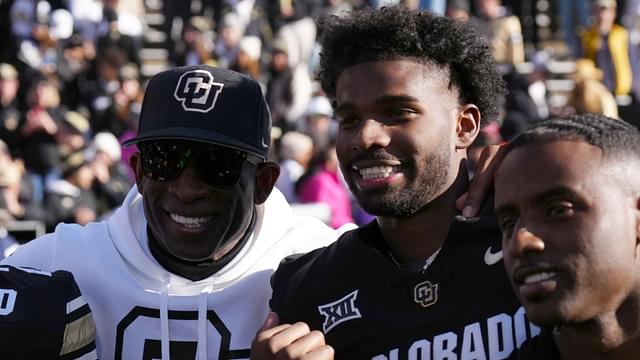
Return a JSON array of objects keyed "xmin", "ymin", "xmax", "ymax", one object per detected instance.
[
  {"xmin": 334, "ymin": 95, "xmax": 420, "ymax": 115},
  {"xmin": 495, "ymin": 185, "xmax": 576, "ymax": 215}
]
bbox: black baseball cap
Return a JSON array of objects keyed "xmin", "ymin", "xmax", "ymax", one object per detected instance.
[{"xmin": 124, "ymin": 65, "xmax": 271, "ymax": 159}]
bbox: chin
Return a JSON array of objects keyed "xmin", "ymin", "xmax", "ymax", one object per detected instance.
[{"xmin": 524, "ymin": 299, "xmax": 580, "ymax": 327}]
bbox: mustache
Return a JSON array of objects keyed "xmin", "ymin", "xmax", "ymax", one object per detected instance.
[{"xmin": 349, "ymin": 149, "xmax": 402, "ymax": 163}]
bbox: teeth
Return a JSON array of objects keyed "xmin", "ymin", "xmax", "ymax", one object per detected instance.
[
  {"xmin": 357, "ymin": 166, "xmax": 396, "ymax": 181},
  {"xmin": 170, "ymin": 213, "xmax": 212, "ymax": 228},
  {"xmin": 523, "ymin": 272, "xmax": 557, "ymax": 284}
]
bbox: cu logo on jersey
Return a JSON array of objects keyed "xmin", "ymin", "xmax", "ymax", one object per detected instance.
[
  {"xmin": 0, "ymin": 288, "xmax": 17, "ymax": 316},
  {"xmin": 173, "ymin": 70, "xmax": 224, "ymax": 113},
  {"xmin": 414, "ymin": 280, "xmax": 438, "ymax": 308},
  {"xmin": 115, "ymin": 306, "xmax": 250, "ymax": 359}
]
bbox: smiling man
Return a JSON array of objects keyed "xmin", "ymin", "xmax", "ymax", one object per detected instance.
[
  {"xmin": 495, "ymin": 113, "xmax": 640, "ymax": 359},
  {"xmin": 1, "ymin": 65, "xmax": 346, "ymax": 359},
  {"xmin": 252, "ymin": 7, "xmax": 535, "ymax": 359}
]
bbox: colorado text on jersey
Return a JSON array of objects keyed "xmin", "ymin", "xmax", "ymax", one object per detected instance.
[{"xmin": 371, "ymin": 307, "xmax": 540, "ymax": 360}]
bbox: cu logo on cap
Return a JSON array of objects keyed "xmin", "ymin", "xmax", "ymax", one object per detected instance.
[{"xmin": 173, "ymin": 70, "xmax": 224, "ymax": 113}]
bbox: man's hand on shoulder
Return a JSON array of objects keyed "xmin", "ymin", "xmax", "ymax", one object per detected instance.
[
  {"xmin": 251, "ymin": 312, "xmax": 334, "ymax": 360},
  {"xmin": 456, "ymin": 144, "xmax": 506, "ymax": 218}
]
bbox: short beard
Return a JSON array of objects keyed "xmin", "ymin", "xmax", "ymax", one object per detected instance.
[{"xmin": 351, "ymin": 146, "xmax": 451, "ymax": 218}]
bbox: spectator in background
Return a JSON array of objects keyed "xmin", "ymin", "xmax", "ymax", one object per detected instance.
[
  {"xmin": 0, "ymin": 139, "xmax": 47, "ymax": 228},
  {"xmin": 470, "ymin": 0, "xmax": 525, "ymax": 67},
  {"xmin": 69, "ymin": 0, "xmax": 104, "ymax": 43},
  {"xmin": 557, "ymin": 0, "xmax": 590, "ymax": 57},
  {"xmin": 214, "ymin": 12, "xmax": 245, "ymax": 68},
  {"xmin": 171, "ymin": 16, "xmax": 216, "ymax": 67},
  {"xmin": 232, "ymin": 36, "xmax": 264, "ymax": 85},
  {"xmin": 55, "ymin": 110, "xmax": 90, "ymax": 160},
  {"xmin": 297, "ymin": 139, "xmax": 354, "ymax": 229},
  {"xmin": 580, "ymin": 0, "xmax": 640, "ymax": 127},
  {"xmin": 265, "ymin": 38, "xmax": 313, "ymax": 132},
  {"xmin": 18, "ymin": 77, "xmax": 63, "ymax": 179},
  {"xmin": 567, "ymin": 58, "xmax": 619, "ymax": 118},
  {"xmin": 0, "ymin": 63, "xmax": 22, "ymax": 155},
  {"xmin": 87, "ymin": 132, "xmax": 131, "ymax": 217},
  {"xmin": 85, "ymin": 47, "xmax": 127, "ymax": 134},
  {"xmin": 275, "ymin": 131, "xmax": 314, "ymax": 203},
  {"xmin": 57, "ymin": 35, "xmax": 93, "ymax": 111},
  {"xmin": 302, "ymin": 95, "xmax": 335, "ymax": 154},
  {"xmin": 446, "ymin": 0, "xmax": 471, "ymax": 22},
  {"xmin": 44, "ymin": 150, "xmax": 97, "ymax": 230},
  {"xmin": 216, "ymin": 0, "xmax": 274, "ymax": 48},
  {"xmin": 501, "ymin": 69, "xmax": 544, "ymax": 140}
]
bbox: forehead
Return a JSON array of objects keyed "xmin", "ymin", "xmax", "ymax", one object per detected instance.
[
  {"xmin": 495, "ymin": 140, "xmax": 606, "ymax": 204},
  {"xmin": 335, "ymin": 59, "xmax": 453, "ymax": 103}
]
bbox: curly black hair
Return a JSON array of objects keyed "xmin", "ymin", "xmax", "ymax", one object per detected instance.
[
  {"xmin": 316, "ymin": 6, "xmax": 505, "ymax": 123},
  {"xmin": 506, "ymin": 113, "xmax": 640, "ymax": 160}
]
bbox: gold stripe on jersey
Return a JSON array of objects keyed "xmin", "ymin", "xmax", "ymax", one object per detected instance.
[{"xmin": 60, "ymin": 312, "xmax": 96, "ymax": 355}]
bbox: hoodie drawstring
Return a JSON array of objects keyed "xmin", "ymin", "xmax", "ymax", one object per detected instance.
[
  {"xmin": 160, "ymin": 279, "xmax": 170, "ymax": 360},
  {"xmin": 197, "ymin": 286, "xmax": 213, "ymax": 360}
]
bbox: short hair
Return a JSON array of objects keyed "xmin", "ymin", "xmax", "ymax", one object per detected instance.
[
  {"xmin": 505, "ymin": 113, "xmax": 640, "ymax": 160},
  {"xmin": 316, "ymin": 6, "xmax": 505, "ymax": 123}
]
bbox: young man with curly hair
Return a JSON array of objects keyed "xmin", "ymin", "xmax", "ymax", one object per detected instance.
[{"xmin": 252, "ymin": 6, "xmax": 535, "ymax": 359}]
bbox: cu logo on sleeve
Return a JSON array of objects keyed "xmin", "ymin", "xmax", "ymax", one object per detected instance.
[
  {"xmin": 115, "ymin": 306, "xmax": 250, "ymax": 359},
  {"xmin": 173, "ymin": 70, "xmax": 224, "ymax": 113}
]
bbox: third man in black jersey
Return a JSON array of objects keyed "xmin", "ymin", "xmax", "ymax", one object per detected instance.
[{"xmin": 495, "ymin": 113, "xmax": 640, "ymax": 359}]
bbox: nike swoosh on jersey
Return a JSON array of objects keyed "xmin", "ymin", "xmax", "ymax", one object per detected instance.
[{"xmin": 484, "ymin": 247, "xmax": 503, "ymax": 266}]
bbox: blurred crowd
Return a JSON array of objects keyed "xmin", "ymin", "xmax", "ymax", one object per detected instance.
[{"xmin": 0, "ymin": 0, "xmax": 638, "ymax": 249}]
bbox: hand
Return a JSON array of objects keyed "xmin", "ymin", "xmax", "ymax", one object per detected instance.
[
  {"xmin": 456, "ymin": 144, "xmax": 506, "ymax": 218},
  {"xmin": 251, "ymin": 312, "xmax": 334, "ymax": 360}
]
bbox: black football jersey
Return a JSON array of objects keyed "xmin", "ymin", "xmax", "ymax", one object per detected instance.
[
  {"xmin": 0, "ymin": 265, "xmax": 97, "ymax": 359},
  {"xmin": 271, "ymin": 217, "xmax": 541, "ymax": 359},
  {"xmin": 509, "ymin": 328, "xmax": 560, "ymax": 360}
]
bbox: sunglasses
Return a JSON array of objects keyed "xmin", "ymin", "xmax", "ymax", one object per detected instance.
[{"xmin": 138, "ymin": 140, "xmax": 262, "ymax": 187}]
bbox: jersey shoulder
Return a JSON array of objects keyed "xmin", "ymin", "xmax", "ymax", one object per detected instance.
[
  {"xmin": 0, "ymin": 265, "xmax": 97, "ymax": 359},
  {"xmin": 270, "ymin": 223, "xmax": 391, "ymax": 320}
]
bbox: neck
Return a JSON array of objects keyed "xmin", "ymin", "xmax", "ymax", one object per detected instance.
[
  {"xmin": 555, "ymin": 291, "xmax": 640, "ymax": 359},
  {"xmin": 377, "ymin": 165, "xmax": 469, "ymax": 263}
]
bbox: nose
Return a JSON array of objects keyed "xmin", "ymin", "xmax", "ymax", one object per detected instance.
[
  {"xmin": 168, "ymin": 162, "xmax": 210, "ymax": 201},
  {"xmin": 352, "ymin": 118, "xmax": 391, "ymax": 151},
  {"xmin": 506, "ymin": 225, "xmax": 545, "ymax": 259}
]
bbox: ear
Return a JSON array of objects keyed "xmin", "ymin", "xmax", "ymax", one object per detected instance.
[
  {"xmin": 129, "ymin": 151, "xmax": 145, "ymax": 189},
  {"xmin": 455, "ymin": 104, "xmax": 481, "ymax": 150},
  {"xmin": 254, "ymin": 161, "xmax": 280, "ymax": 205}
]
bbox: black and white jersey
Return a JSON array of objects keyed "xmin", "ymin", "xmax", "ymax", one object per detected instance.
[
  {"xmin": 271, "ymin": 217, "xmax": 541, "ymax": 359},
  {"xmin": 0, "ymin": 265, "xmax": 97, "ymax": 359}
]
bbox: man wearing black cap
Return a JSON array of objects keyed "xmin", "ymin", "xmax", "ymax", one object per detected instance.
[{"xmin": 1, "ymin": 65, "xmax": 346, "ymax": 359}]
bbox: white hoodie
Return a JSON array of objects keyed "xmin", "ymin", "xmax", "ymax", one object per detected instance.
[{"xmin": 1, "ymin": 186, "xmax": 348, "ymax": 359}]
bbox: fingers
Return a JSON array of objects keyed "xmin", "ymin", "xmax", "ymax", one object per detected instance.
[
  {"xmin": 252, "ymin": 318, "xmax": 334, "ymax": 360},
  {"xmin": 259, "ymin": 312, "xmax": 281, "ymax": 332},
  {"xmin": 457, "ymin": 144, "xmax": 506, "ymax": 218}
]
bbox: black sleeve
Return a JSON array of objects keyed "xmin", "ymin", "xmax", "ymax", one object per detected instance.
[{"xmin": 0, "ymin": 265, "xmax": 97, "ymax": 359}]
